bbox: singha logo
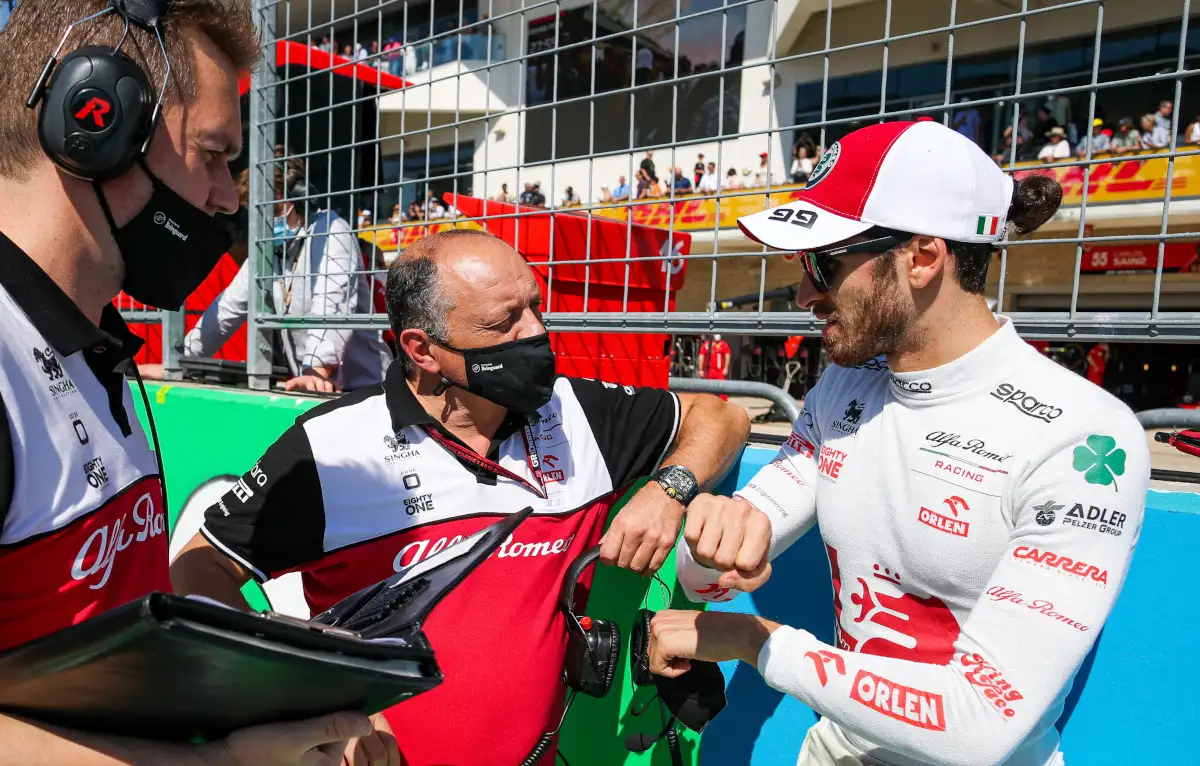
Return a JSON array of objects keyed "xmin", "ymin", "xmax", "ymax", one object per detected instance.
[
  {"xmin": 843, "ymin": 399, "xmax": 865, "ymax": 425},
  {"xmin": 33, "ymin": 346, "xmax": 63, "ymax": 381},
  {"xmin": 383, "ymin": 432, "xmax": 409, "ymax": 452}
]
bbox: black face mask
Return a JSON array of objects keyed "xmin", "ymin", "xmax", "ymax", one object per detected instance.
[
  {"xmin": 436, "ymin": 333, "xmax": 557, "ymax": 414},
  {"xmin": 94, "ymin": 159, "xmax": 233, "ymax": 309}
]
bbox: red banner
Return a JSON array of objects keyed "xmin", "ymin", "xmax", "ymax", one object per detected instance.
[{"xmin": 1080, "ymin": 243, "xmax": 1198, "ymax": 273}]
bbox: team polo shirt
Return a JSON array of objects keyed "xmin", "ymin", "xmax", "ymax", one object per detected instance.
[
  {"xmin": 0, "ymin": 231, "xmax": 168, "ymax": 652},
  {"xmin": 200, "ymin": 364, "xmax": 681, "ymax": 766}
]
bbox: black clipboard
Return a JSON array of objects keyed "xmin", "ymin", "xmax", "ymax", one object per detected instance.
[{"xmin": 0, "ymin": 506, "xmax": 534, "ymax": 741}]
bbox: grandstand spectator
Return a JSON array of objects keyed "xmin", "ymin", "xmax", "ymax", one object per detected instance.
[
  {"xmin": 753, "ymin": 152, "xmax": 775, "ymax": 187},
  {"xmin": 530, "ymin": 181, "xmax": 546, "ymax": 207},
  {"xmin": 694, "ymin": 153, "xmax": 706, "ymax": 186},
  {"xmin": 1156, "ymin": 99, "xmax": 1173, "ymax": 134},
  {"xmin": 599, "ymin": 184, "xmax": 612, "ymax": 202},
  {"xmin": 952, "ymin": 96, "xmax": 982, "ymax": 147},
  {"xmin": 367, "ymin": 40, "xmax": 381, "ymax": 68},
  {"xmin": 1038, "ymin": 126, "xmax": 1071, "ymax": 161},
  {"xmin": 791, "ymin": 146, "xmax": 813, "ymax": 183},
  {"xmin": 1110, "ymin": 117, "xmax": 1142, "ymax": 154},
  {"xmin": 698, "ymin": 162, "xmax": 719, "ymax": 193},
  {"xmin": 612, "ymin": 175, "xmax": 631, "ymax": 201},
  {"xmin": 1029, "ymin": 105, "xmax": 1058, "ymax": 156},
  {"xmin": 317, "ymin": 35, "xmax": 332, "ymax": 52},
  {"xmin": 723, "ymin": 167, "xmax": 744, "ymax": 190},
  {"xmin": 340, "ymin": 43, "xmax": 353, "ymax": 59},
  {"xmin": 636, "ymin": 167, "xmax": 654, "ymax": 198},
  {"xmin": 1141, "ymin": 112, "xmax": 1170, "ymax": 149},
  {"xmin": 673, "ymin": 167, "xmax": 693, "ymax": 193},
  {"xmin": 354, "ymin": 42, "xmax": 369, "ymax": 61},
  {"xmin": 407, "ymin": 200, "xmax": 424, "ymax": 221},
  {"xmin": 180, "ymin": 158, "xmax": 392, "ymax": 393},
  {"xmin": 641, "ymin": 150, "xmax": 657, "ymax": 182},
  {"xmin": 519, "ymin": 181, "xmax": 536, "ymax": 205},
  {"xmin": 1076, "ymin": 118, "xmax": 1111, "ymax": 157},
  {"xmin": 1185, "ymin": 113, "xmax": 1200, "ymax": 145},
  {"xmin": 491, "ymin": 183, "xmax": 512, "ymax": 202},
  {"xmin": 358, "ymin": 208, "xmax": 373, "ymax": 228},
  {"xmin": 561, "ymin": 186, "xmax": 580, "ymax": 206},
  {"xmin": 388, "ymin": 203, "xmax": 403, "ymax": 225},
  {"xmin": 1047, "ymin": 92, "xmax": 1075, "ymax": 143}
]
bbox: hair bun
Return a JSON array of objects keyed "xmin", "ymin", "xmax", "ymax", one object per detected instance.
[{"xmin": 1007, "ymin": 174, "xmax": 1063, "ymax": 236}]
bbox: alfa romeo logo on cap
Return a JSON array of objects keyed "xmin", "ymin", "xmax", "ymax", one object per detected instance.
[
  {"xmin": 806, "ymin": 142, "xmax": 840, "ymax": 189},
  {"xmin": 153, "ymin": 212, "xmax": 167, "ymax": 225}
]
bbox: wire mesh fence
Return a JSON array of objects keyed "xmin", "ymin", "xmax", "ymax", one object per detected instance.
[{"xmin": 242, "ymin": 0, "xmax": 1200, "ymax": 400}]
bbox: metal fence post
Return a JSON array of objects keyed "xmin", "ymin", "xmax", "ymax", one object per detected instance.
[
  {"xmin": 247, "ymin": 0, "xmax": 278, "ymax": 391},
  {"xmin": 160, "ymin": 307, "xmax": 184, "ymax": 381}
]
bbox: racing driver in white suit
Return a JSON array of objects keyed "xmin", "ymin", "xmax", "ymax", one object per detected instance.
[{"xmin": 646, "ymin": 119, "xmax": 1151, "ymax": 765}]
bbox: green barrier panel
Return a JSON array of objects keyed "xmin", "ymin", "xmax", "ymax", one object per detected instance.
[{"xmin": 131, "ymin": 380, "xmax": 703, "ymax": 766}]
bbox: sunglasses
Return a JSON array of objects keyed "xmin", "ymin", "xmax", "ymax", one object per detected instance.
[{"xmin": 798, "ymin": 229, "xmax": 913, "ymax": 293}]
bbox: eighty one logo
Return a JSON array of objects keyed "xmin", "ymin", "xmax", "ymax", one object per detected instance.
[{"xmin": 71, "ymin": 493, "xmax": 165, "ymax": 590}]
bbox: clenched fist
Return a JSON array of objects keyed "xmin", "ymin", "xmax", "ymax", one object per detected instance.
[{"xmin": 683, "ymin": 494, "xmax": 773, "ymax": 592}]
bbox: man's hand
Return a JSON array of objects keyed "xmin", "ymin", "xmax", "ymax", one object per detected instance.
[
  {"xmin": 205, "ymin": 711, "xmax": 372, "ymax": 766},
  {"xmin": 647, "ymin": 610, "xmax": 779, "ymax": 677},
  {"xmin": 341, "ymin": 713, "xmax": 401, "ymax": 766},
  {"xmin": 136, "ymin": 363, "xmax": 164, "ymax": 380},
  {"xmin": 600, "ymin": 482, "xmax": 684, "ymax": 574},
  {"xmin": 286, "ymin": 367, "xmax": 339, "ymax": 393},
  {"xmin": 684, "ymin": 494, "xmax": 773, "ymax": 592}
]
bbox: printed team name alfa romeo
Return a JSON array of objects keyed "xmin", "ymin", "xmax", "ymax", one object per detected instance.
[
  {"xmin": 392, "ymin": 531, "xmax": 576, "ymax": 572},
  {"xmin": 71, "ymin": 491, "xmax": 166, "ymax": 590}
]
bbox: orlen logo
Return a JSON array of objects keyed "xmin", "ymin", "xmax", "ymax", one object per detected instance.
[
  {"xmin": 989, "ymin": 383, "xmax": 1063, "ymax": 422},
  {"xmin": 849, "ymin": 670, "xmax": 946, "ymax": 731},
  {"xmin": 1012, "ymin": 546, "xmax": 1108, "ymax": 586},
  {"xmin": 918, "ymin": 495, "xmax": 970, "ymax": 537},
  {"xmin": 71, "ymin": 493, "xmax": 166, "ymax": 589}
]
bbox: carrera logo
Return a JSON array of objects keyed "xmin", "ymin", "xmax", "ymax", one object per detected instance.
[
  {"xmin": 71, "ymin": 492, "xmax": 165, "ymax": 590},
  {"xmin": 785, "ymin": 431, "xmax": 815, "ymax": 458},
  {"xmin": 850, "ymin": 670, "xmax": 946, "ymax": 731},
  {"xmin": 891, "ymin": 375, "xmax": 932, "ymax": 394},
  {"xmin": 990, "ymin": 383, "xmax": 1063, "ymax": 422},
  {"xmin": 1012, "ymin": 546, "xmax": 1108, "ymax": 586}
]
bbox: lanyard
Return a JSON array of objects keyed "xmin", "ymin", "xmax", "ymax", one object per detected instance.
[{"xmin": 422, "ymin": 424, "xmax": 547, "ymax": 499}]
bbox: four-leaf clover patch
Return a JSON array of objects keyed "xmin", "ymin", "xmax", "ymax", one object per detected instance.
[{"xmin": 1072, "ymin": 434, "xmax": 1126, "ymax": 491}]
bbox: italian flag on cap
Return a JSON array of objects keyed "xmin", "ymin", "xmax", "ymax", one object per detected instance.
[{"xmin": 976, "ymin": 215, "xmax": 1000, "ymax": 236}]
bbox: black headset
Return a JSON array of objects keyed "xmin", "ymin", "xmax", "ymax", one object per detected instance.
[
  {"xmin": 25, "ymin": 0, "xmax": 169, "ymax": 182},
  {"xmin": 560, "ymin": 546, "xmax": 621, "ymax": 698}
]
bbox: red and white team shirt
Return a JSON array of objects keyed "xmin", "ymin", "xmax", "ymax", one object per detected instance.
[
  {"xmin": 677, "ymin": 318, "xmax": 1150, "ymax": 766},
  {"xmin": 201, "ymin": 365, "xmax": 681, "ymax": 766},
  {"xmin": 0, "ymin": 232, "xmax": 169, "ymax": 653}
]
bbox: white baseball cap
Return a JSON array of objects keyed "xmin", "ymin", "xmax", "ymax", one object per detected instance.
[{"xmin": 737, "ymin": 119, "xmax": 1014, "ymax": 252}]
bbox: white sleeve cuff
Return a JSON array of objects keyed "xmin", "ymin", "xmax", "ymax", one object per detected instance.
[{"xmin": 757, "ymin": 624, "xmax": 818, "ymax": 689}]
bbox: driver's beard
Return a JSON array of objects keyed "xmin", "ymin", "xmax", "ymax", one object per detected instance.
[{"xmin": 824, "ymin": 256, "xmax": 913, "ymax": 368}]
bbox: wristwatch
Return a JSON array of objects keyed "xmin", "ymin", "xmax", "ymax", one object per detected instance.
[{"xmin": 653, "ymin": 465, "xmax": 699, "ymax": 507}]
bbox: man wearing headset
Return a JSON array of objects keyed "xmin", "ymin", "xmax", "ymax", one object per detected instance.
[
  {"xmin": 0, "ymin": 1, "xmax": 392, "ymax": 763},
  {"xmin": 648, "ymin": 120, "xmax": 1150, "ymax": 765}
]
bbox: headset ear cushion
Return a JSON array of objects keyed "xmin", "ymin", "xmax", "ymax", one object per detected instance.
[
  {"xmin": 37, "ymin": 47, "xmax": 154, "ymax": 181},
  {"xmin": 598, "ymin": 620, "xmax": 621, "ymax": 696}
]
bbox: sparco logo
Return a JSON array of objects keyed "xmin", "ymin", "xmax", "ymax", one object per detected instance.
[
  {"xmin": 71, "ymin": 493, "xmax": 165, "ymax": 589},
  {"xmin": 990, "ymin": 383, "xmax": 1062, "ymax": 422},
  {"xmin": 891, "ymin": 375, "xmax": 932, "ymax": 394},
  {"xmin": 155, "ymin": 212, "xmax": 190, "ymax": 242},
  {"xmin": 925, "ymin": 431, "xmax": 1012, "ymax": 463}
]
